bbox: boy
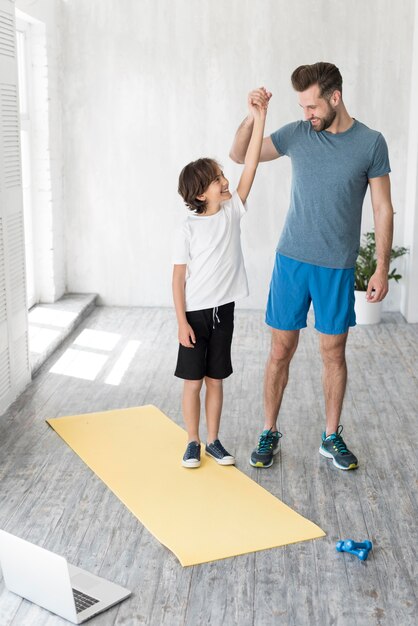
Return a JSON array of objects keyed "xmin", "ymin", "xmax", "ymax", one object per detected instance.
[{"xmin": 172, "ymin": 91, "xmax": 271, "ymax": 468}]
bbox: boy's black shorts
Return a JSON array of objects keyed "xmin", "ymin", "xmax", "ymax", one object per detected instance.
[{"xmin": 175, "ymin": 302, "xmax": 235, "ymax": 381}]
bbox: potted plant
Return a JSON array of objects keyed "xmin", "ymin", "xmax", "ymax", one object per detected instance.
[{"xmin": 354, "ymin": 231, "xmax": 408, "ymax": 324}]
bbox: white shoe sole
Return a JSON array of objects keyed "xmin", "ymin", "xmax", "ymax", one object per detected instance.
[
  {"xmin": 249, "ymin": 444, "xmax": 280, "ymax": 468},
  {"xmin": 182, "ymin": 459, "xmax": 201, "ymax": 468},
  {"xmin": 205, "ymin": 451, "xmax": 235, "ymax": 465},
  {"xmin": 319, "ymin": 446, "xmax": 358, "ymax": 470}
]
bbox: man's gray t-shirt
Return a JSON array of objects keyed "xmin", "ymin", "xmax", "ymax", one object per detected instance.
[{"xmin": 270, "ymin": 119, "xmax": 391, "ymax": 269}]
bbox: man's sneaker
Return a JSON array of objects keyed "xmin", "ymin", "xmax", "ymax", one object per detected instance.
[
  {"xmin": 205, "ymin": 439, "xmax": 235, "ymax": 465},
  {"xmin": 182, "ymin": 441, "xmax": 201, "ymax": 468},
  {"xmin": 250, "ymin": 428, "xmax": 282, "ymax": 468},
  {"xmin": 319, "ymin": 425, "xmax": 358, "ymax": 470}
]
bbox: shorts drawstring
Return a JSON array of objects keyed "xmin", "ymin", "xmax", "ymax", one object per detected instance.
[{"xmin": 212, "ymin": 306, "xmax": 220, "ymax": 329}]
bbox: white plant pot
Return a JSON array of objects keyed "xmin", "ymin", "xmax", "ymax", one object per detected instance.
[{"xmin": 354, "ymin": 290, "xmax": 383, "ymax": 325}]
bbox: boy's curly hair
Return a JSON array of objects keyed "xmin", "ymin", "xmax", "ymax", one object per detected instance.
[{"xmin": 178, "ymin": 158, "xmax": 221, "ymax": 214}]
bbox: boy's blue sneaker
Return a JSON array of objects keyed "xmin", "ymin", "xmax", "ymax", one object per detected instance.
[
  {"xmin": 250, "ymin": 428, "xmax": 282, "ymax": 468},
  {"xmin": 319, "ymin": 425, "xmax": 358, "ymax": 470},
  {"xmin": 205, "ymin": 439, "xmax": 235, "ymax": 465},
  {"xmin": 182, "ymin": 441, "xmax": 201, "ymax": 468}
]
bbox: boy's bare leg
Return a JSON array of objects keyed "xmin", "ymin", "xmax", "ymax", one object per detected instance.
[
  {"xmin": 264, "ymin": 329, "xmax": 300, "ymax": 430},
  {"xmin": 182, "ymin": 379, "xmax": 203, "ymax": 442},
  {"xmin": 319, "ymin": 332, "xmax": 348, "ymax": 436},
  {"xmin": 204, "ymin": 376, "xmax": 223, "ymax": 443}
]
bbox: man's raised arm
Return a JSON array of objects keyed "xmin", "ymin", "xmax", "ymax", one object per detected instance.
[{"xmin": 229, "ymin": 88, "xmax": 280, "ymax": 164}]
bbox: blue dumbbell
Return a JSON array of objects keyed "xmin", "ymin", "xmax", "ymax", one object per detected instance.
[
  {"xmin": 344, "ymin": 539, "xmax": 372, "ymax": 552},
  {"xmin": 336, "ymin": 539, "xmax": 372, "ymax": 561}
]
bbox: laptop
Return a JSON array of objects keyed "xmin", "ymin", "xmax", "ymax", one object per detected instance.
[{"xmin": 0, "ymin": 529, "xmax": 131, "ymax": 624}]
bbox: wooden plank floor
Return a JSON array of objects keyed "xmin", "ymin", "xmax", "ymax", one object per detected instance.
[{"xmin": 0, "ymin": 306, "xmax": 417, "ymax": 626}]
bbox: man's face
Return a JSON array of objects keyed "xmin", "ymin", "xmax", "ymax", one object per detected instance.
[{"xmin": 298, "ymin": 84, "xmax": 337, "ymax": 132}]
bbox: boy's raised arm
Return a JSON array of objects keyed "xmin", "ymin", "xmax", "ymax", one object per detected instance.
[
  {"xmin": 230, "ymin": 88, "xmax": 277, "ymax": 165},
  {"xmin": 236, "ymin": 93, "xmax": 271, "ymax": 204}
]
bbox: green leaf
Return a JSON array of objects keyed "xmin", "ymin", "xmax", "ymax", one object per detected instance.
[{"xmin": 355, "ymin": 231, "xmax": 408, "ymax": 287}]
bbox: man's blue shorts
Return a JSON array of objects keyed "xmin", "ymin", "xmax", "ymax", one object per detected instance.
[{"xmin": 265, "ymin": 253, "xmax": 356, "ymax": 335}]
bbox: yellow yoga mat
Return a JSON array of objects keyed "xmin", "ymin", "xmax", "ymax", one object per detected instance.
[{"xmin": 47, "ymin": 406, "xmax": 325, "ymax": 566}]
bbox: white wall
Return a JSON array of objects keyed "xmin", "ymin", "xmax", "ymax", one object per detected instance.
[{"xmin": 61, "ymin": 1, "xmax": 416, "ymax": 309}]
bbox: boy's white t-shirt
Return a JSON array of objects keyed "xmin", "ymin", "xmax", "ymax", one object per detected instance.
[{"xmin": 172, "ymin": 190, "xmax": 249, "ymax": 312}]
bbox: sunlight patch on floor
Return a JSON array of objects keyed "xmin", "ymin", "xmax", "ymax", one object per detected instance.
[
  {"xmin": 105, "ymin": 340, "xmax": 141, "ymax": 386},
  {"xmin": 49, "ymin": 348, "xmax": 108, "ymax": 381},
  {"xmin": 73, "ymin": 329, "xmax": 121, "ymax": 352}
]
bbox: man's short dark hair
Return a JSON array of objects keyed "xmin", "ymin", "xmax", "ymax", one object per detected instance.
[
  {"xmin": 178, "ymin": 158, "xmax": 220, "ymax": 214},
  {"xmin": 291, "ymin": 62, "xmax": 343, "ymax": 98}
]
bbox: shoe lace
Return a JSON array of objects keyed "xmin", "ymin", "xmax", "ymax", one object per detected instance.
[
  {"xmin": 212, "ymin": 440, "xmax": 228, "ymax": 455},
  {"xmin": 186, "ymin": 442, "xmax": 198, "ymax": 458},
  {"xmin": 257, "ymin": 429, "xmax": 282, "ymax": 453},
  {"xmin": 331, "ymin": 425, "xmax": 349, "ymax": 455}
]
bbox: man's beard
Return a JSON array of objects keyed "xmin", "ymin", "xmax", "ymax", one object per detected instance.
[{"xmin": 311, "ymin": 107, "xmax": 336, "ymax": 132}]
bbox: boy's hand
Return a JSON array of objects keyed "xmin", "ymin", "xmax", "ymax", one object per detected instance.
[
  {"xmin": 178, "ymin": 322, "xmax": 196, "ymax": 348},
  {"xmin": 251, "ymin": 101, "xmax": 268, "ymax": 120},
  {"xmin": 247, "ymin": 87, "xmax": 272, "ymax": 118}
]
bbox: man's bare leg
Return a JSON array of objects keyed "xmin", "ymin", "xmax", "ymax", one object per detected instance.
[
  {"xmin": 319, "ymin": 331, "xmax": 358, "ymax": 469},
  {"xmin": 250, "ymin": 329, "xmax": 300, "ymax": 467},
  {"xmin": 319, "ymin": 332, "xmax": 348, "ymax": 436},
  {"xmin": 263, "ymin": 329, "xmax": 300, "ymax": 430}
]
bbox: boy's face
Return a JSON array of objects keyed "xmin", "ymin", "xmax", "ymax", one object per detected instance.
[{"xmin": 198, "ymin": 168, "xmax": 231, "ymax": 211}]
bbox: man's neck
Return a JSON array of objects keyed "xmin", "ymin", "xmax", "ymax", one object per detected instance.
[{"xmin": 326, "ymin": 106, "xmax": 354, "ymax": 134}]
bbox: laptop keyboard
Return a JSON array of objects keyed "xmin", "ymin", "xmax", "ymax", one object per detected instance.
[{"xmin": 72, "ymin": 588, "xmax": 100, "ymax": 613}]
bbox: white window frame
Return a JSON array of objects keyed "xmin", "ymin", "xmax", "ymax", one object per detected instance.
[
  {"xmin": 16, "ymin": 15, "xmax": 36, "ymax": 308},
  {"xmin": 0, "ymin": 0, "xmax": 31, "ymax": 413}
]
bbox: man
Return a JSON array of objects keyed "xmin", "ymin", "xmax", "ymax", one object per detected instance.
[{"xmin": 230, "ymin": 62, "xmax": 394, "ymax": 470}]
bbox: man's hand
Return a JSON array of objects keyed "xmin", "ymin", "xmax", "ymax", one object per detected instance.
[
  {"xmin": 178, "ymin": 322, "xmax": 196, "ymax": 348},
  {"xmin": 248, "ymin": 87, "xmax": 271, "ymax": 119},
  {"xmin": 230, "ymin": 87, "xmax": 275, "ymax": 164},
  {"xmin": 366, "ymin": 269, "xmax": 389, "ymax": 302}
]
